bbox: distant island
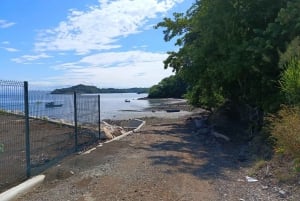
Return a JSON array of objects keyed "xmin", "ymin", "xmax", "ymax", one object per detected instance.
[{"xmin": 51, "ymin": 84, "xmax": 149, "ymax": 94}]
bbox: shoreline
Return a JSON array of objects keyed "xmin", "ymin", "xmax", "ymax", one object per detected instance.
[{"xmin": 107, "ymin": 98, "xmax": 201, "ymax": 120}]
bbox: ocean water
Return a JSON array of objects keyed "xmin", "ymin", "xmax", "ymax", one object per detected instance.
[
  {"xmin": 0, "ymin": 91, "xmax": 151, "ymax": 121},
  {"xmin": 0, "ymin": 91, "xmax": 192, "ymax": 122}
]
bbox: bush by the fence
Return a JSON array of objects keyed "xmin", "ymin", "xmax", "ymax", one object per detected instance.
[{"xmin": 269, "ymin": 106, "xmax": 300, "ymax": 160}]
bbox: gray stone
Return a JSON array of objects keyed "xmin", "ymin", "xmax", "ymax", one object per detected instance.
[{"xmin": 279, "ymin": 190, "xmax": 287, "ymax": 198}]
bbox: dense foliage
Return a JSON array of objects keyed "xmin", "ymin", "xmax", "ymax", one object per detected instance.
[
  {"xmin": 269, "ymin": 36, "xmax": 300, "ymax": 163},
  {"xmin": 156, "ymin": 0, "xmax": 300, "ymax": 111},
  {"xmin": 155, "ymin": 0, "xmax": 300, "ymax": 169},
  {"xmin": 279, "ymin": 37, "xmax": 300, "ymax": 105},
  {"xmin": 148, "ymin": 75, "xmax": 187, "ymax": 98},
  {"xmin": 51, "ymin": 84, "xmax": 149, "ymax": 94}
]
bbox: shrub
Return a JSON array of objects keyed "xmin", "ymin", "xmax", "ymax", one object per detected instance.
[
  {"xmin": 269, "ymin": 106, "xmax": 300, "ymax": 159},
  {"xmin": 280, "ymin": 58, "xmax": 300, "ymax": 105}
]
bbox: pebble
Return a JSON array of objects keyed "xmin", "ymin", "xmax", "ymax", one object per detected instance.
[
  {"xmin": 279, "ymin": 190, "xmax": 287, "ymax": 198},
  {"xmin": 262, "ymin": 185, "xmax": 268, "ymax": 190}
]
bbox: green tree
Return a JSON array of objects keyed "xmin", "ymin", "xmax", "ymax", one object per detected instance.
[
  {"xmin": 148, "ymin": 75, "xmax": 187, "ymax": 98},
  {"xmin": 280, "ymin": 58, "xmax": 300, "ymax": 105},
  {"xmin": 156, "ymin": 0, "xmax": 300, "ymax": 112},
  {"xmin": 279, "ymin": 37, "xmax": 300, "ymax": 105}
]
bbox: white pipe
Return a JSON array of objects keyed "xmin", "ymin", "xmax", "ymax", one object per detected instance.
[{"xmin": 0, "ymin": 175, "xmax": 45, "ymax": 201}]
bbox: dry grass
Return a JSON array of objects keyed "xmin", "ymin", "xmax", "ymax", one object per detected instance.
[
  {"xmin": 268, "ymin": 106, "xmax": 300, "ymax": 160},
  {"xmin": 266, "ymin": 105, "xmax": 300, "ymax": 185},
  {"xmin": 248, "ymin": 159, "xmax": 267, "ymax": 176}
]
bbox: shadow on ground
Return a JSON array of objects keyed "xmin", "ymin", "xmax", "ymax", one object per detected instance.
[{"xmin": 137, "ymin": 119, "xmax": 249, "ymax": 181}]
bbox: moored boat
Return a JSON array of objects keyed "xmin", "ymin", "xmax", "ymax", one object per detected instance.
[
  {"xmin": 166, "ymin": 109, "xmax": 180, "ymax": 113},
  {"xmin": 45, "ymin": 102, "xmax": 63, "ymax": 108}
]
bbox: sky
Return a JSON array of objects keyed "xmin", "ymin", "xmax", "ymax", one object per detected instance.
[{"xmin": 0, "ymin": 0, "xmax": 192, "ymax": 90}]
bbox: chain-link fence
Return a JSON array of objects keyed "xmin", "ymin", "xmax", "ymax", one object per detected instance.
[
  {"xmin": 0, "ymin": 80, "xmax": 27, "ymax": 192},
  {"xmin": 0, "ymin": 80, "xmax": 101, "ymax": 192}
]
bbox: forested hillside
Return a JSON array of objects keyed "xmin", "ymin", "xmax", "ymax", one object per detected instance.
[{"xmin": 51, "ymin": 84, "xmax": 149, "ymax": 94}]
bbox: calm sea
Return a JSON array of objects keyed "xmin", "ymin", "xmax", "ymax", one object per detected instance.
[
  {"xmin": 0, "ymin": 92, "xmax": 152, "ymax": 121},
  {"xmin": 0, "ymin": 91, "xmax": 191, "ymax": 122}
]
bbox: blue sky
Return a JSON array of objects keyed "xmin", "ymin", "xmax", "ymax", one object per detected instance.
[{"xmin": 0, "ymin": 0, "xmax": 192, "ymax": 90}]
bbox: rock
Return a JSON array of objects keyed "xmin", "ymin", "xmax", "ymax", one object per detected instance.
[
  {"xmin": 262, "ymin": 185, "xmax": 268, "ymax": 190},
  {"xmin": 279, "ymin": 190, "xmax": 287, "ymax": 198},
  {"xmin": 273, "ymin": 187, "xmax": 279, "ymax": 192}
]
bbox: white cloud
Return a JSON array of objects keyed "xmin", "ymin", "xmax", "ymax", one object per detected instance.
[
  {"xmin": 11, "ymin": 53, "xmax": 52, "ymax": 63},
  {"xmin": 79, "ymin": 50, "xmax": 168, "ymax": 67},
  {"xmin": 2, "ymin": 41, "xmax": 10, "ymax": 45},
  {"xmin": 44, "ymin": 51, "xmax": 173, "ymax": 87},
  {"xmin": 35, "ymin": 0, "xmax": 184, "ymax": 54},
  {"xmin": 0, "ymin": 19, "xmax": 15, "ymax": 28},
  {"xmin": 1, "ymin": 47, "xmax": 19, "ymax": 52}
]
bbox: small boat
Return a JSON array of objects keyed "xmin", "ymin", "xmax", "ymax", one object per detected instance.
[
  {"xmin": 45, "ymin": 102, "xmax": 63, "ymax": 108},
  {"xmin": 124, "ymin": 99, "xmax": 131, "ymax": 103},
  {"xmin": 166, "ymin": 109, "xmax": 180, "ymax": 113}
]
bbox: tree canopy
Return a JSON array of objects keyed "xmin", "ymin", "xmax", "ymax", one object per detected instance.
[
  {"xmin": 148, "ymin": 75, "xmax": 187, "ymax": 98},
  {"xmin": 156, "ymin": 0, "xmax": 300, "ymax": 111}
]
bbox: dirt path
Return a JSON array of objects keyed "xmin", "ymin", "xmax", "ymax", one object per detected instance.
[
  {"xmin": 16, "ymin": 117, "xmax": 216, "ymax": 201},
  {"xmin": 16, "ymin": 116, "xmax": 296, "ymax": 201}
]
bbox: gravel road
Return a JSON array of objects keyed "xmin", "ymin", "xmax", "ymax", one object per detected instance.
[{"xmin": 16, "ymin": 115, "xmax": 299, "ymax": 201}]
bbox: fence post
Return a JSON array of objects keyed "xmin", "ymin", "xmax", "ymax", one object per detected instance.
[
  {"xmin": 98, "ymin": 94, "xmax": 101, "ymax": 139},
  {"xmin": 74, "ymin": 92, "xmax": 78, "ymax": 152},
  {"xmin": 24, "ymin": 81, "xmax": 31, "ymax": 177}
]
